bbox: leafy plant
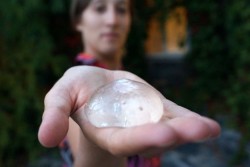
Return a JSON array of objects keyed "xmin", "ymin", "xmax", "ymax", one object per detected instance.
[
  {"xmin": 186, "ymin": 0, "xmax": 250, "ymax": 165},
  {"xmin": 0, "ymin": 0, "xmax": 69, "ymax": 166}
]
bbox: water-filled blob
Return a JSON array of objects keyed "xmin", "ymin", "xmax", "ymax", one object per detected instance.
[{"xmin": 84, "ymin": 79, "xmax": 163, "ymax": 128}]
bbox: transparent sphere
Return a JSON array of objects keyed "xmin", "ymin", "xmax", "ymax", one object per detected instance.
[{"xmin": 84, "ymin": 79, "xmax": 163, "ymax": 128}]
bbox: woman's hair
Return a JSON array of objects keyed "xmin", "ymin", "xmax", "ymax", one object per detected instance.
[
  {"xmin": 70, "ymin": 0, "xmax": 90, "ymax": 30},
  {"xmin": 70, "ymin": 0, "xmax": 134, "ymax": 30}
]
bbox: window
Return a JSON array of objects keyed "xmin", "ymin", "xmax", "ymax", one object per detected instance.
[{"xmin": 145, "ymin": 6, "xmax": 189, "ymax": 57}]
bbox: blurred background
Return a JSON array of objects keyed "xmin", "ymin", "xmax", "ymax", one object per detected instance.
[{"xmin": 0, "ymin": 0, "xmax": 250, "ymax": 166}]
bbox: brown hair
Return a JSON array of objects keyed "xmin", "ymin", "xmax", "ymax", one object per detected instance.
[
  {"xmin": 70, "ymin": 0, "xmax": 90, "ymax": 30},
  {"xmin": 70, "ymin": 0, "xmax": 134, "ymax": 30}
]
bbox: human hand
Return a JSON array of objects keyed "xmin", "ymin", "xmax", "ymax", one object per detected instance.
[{"xmin": 38, "ymin": 66, "xmax": 221, "ymax": 157}]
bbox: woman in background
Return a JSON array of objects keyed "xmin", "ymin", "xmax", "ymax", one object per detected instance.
[{"xmin": 66, "ymin": 0, "xmax": 161, "ymax": 166}]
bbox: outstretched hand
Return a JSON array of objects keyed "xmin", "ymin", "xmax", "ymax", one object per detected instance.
[{"xmin": 38, "ymin": 66, "xmax": 221, "ymax": 157}]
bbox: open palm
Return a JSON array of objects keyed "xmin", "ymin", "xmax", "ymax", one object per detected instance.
[{"xmin": 38, "ymin": 66, "xmax": 220, "ymax": 158}]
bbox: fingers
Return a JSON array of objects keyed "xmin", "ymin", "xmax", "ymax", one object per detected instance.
[
  {"xmin": 80, "ymin": 121, "xmax": 178, "ymax": 157},
  {"xmin": 166, "ymin": 117, "xmax": 211, "ymax": 144},
  {"xmin": 38, "ymin": 80, "xmax": 73, "ymax": 147},
  {"xmin": 162, "ymin": 98, "xmax": 221, "ymax": 142},
  {"xmin": 199, "ymin": 117, "xmax": 221, "ymax": 138},
  {"xmin": 81, "ymin": 116, "xmax": 220, "ymax": 158},
  {"xmin": 162, "ymin": 99, "xmax": 200, "ymax": 118}
]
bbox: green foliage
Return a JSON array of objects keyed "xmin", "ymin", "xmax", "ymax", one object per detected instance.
[
  {"xmin": 185, "ymin": 0, "xmax": 250, "ymax": 164},
  {"xmin": 186, "ymin": 0, "xmax": 250, "ymax": 128},
  {"xmin": 124, "ymin": 0, "xmax": 149, "ymax": 77},
  {"xmin": 0, "ymin": 0, "xmax": 69, "ymax": 166},
  {"xmin": 224, "ymin": 0, "xmax": 250, "ymax": 128}
]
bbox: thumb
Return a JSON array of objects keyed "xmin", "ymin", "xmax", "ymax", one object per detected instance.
[
  {"xmin": 38, "ymin": 79, "xmax": 73, "ymax": 147},
  {"xmin": 38, "ymin": 108, "xmax": 69, "ymax": 147}
]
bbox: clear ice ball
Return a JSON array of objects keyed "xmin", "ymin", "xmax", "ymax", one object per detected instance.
[{"xmin": 84, "ymin": 79, "xmax": 163, "ymax": 128}]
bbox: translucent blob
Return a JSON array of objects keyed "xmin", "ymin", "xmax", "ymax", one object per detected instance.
[{"xmin": 84, "ymin": 79, "xmax": 163, "ymax": 128}]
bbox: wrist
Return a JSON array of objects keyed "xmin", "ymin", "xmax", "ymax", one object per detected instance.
[{"xmin": 74, "ymin": 133, "xmax": 126, "ymax": 167}]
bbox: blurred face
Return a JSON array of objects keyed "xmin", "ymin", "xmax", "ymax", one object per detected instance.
[{"xmin": 76, "ymin": 0, "xmax": 131, "ymax": 58}]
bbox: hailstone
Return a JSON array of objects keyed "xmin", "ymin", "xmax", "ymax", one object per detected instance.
[{"xmin": 84, "ymin": 79, "xmax": 163, "ymax": 128}]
